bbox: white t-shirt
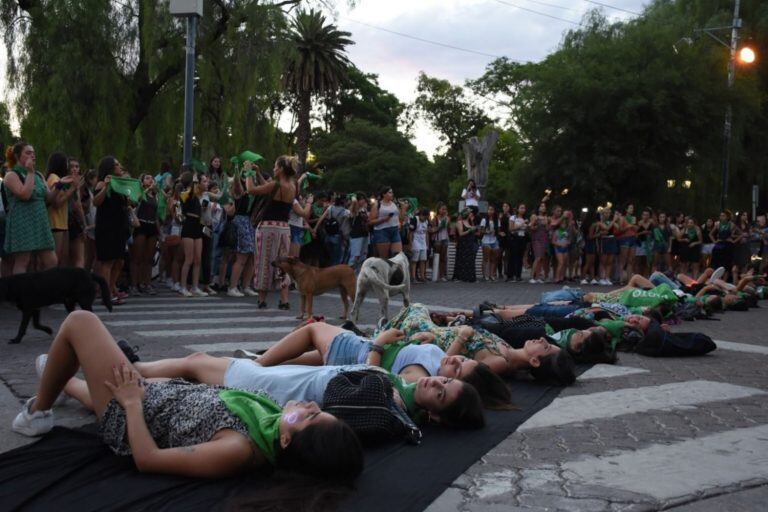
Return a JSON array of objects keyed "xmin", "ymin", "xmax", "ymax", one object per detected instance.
[
  {"xmin": 462, "ymin": 188, "xmax": 481, "ymax": 207},
  {"xmin": 510, "ymin": 215, "xmax": 527, "ymax": 237},
  {"xmin": 288, "ymin": 198, "xmax": 305, "ymax": 228},
  {"xmin": 412, "ymin": 218, "xmax": 429, "ymax": 250},
  {"xmin": 480, "ymin": 218, "xmax": 497, "ymax": 244}
]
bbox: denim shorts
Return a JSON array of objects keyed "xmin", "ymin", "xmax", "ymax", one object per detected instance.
[
  {"xmin": 618, "ymin": 236, "xmax": 637, "ymax": 248},
  {"xmin": 325, "ymin": 331, "xmax": 372, "ymax": 366},
  {"xmin": 540, "ymin": 288, "xmax": 585, "ymax": 303},
  {"xmin": 526, "ymin": 303, "xmax": 582, "ymax": 318},
  {"xmin": 584, "ymin": 239, "xmax": 597, "ymax": 254},
  {"xmin": 290, "ymin": 225, "xmax": 305, "ymax": 245},
  {"xmin": 372, "ymin": 226, "xmax": 401, "ymax": 244},
  {"xmin": 411, "ymin": 248, "xmax": 427, "ymax": 261},
  {"xmin": 599, "ymin": 237, "xmax": 619, "ymax": 255},
  {"xmin": 482, "ymin": 241, "xmax": 499, "ymax": 250},
  {"xmin": 554, "ymin": 246, "xmax": 569, "ymax": 254}
]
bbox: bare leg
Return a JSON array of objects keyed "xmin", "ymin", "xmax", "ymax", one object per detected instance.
[
  {"xmin": 627, "ymin": 274, "xmax": 654, "ymax": 289},
  {"xmin": 258, "ymin": 322, "xmax": 345, "ymax": 367},
  {"xmin": 283, "ymin": 351, "xmax": 324, "ymax": 366},
  {"xmin": 31, "ymin": 310, "xmax": 138, "ymax": 417},
  {"xmin": 676, "ymin": 273, "xmax": 696, "ymax": 286},
  {"xmin": 135, "ymin": 352, "xmax": 229, "ymax": 384}
]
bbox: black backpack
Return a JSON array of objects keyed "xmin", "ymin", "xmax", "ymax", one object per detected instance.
[
  {"xmin": 636, "ymin": 332, "xmax": 717, "ymax": 357},
  {"xmin": 322, "ymin": 369, "xmax": 422, "ymax": 445},
  {"xmin": 324, "ymin": 216, "xmax": 340, "ymax": 236}
]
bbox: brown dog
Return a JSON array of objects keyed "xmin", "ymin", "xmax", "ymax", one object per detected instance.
[{"xmin": 271, "ymin": 256, "xmax": 357, "ymax": 320}]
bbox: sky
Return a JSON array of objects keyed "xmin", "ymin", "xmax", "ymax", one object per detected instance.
[{"xmin": 0, "ymin": 0, "xmax": 649, "ymax": 157}]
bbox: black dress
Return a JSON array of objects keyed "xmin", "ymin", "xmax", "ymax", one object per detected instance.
[
  {"xmin": 95, "ymin": 187, "xmax": 129, "ymax": 261},
  {"xmin": 453, "ymin": 221, "xmax": 477, "ymax": 282}
]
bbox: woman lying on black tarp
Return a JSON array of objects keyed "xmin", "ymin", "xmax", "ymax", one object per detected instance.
[{"xmin": 11, "ymin": 310, "xmax": 363, "ymax": 481}]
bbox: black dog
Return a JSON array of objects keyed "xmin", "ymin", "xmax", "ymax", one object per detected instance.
[{"xmin": 0, "ymin": 267, "xmax": 112, "ymax": 344}]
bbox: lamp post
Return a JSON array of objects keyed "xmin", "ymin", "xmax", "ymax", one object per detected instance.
[
  {"xmin": 170, "ymin": 0, "xmax": 203, "ymax": 170},
  {"xmin": 720, "ymin": 0, "xmax": 741, "ymax": 211}
]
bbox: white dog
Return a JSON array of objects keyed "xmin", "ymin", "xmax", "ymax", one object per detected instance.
[{"xmin": 350, "ymin": 252, "xmax": 411, "ymax": 322}]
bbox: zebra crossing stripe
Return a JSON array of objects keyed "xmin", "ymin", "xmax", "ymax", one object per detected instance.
[
  {"xmin": 578, "ymin": 364, "xmax": 649, "ymax": 380},
  {"xmin": 136, "ymin": 324, "xmax": 376, "ymax": 338},
  {"xmin": 83, "ymin": 302, "xmax": 254, "ymax": 311},
  {"xmin": 519, "ymin": 380, "xmax": 765, "ymax": 431},
  {"xmin": 96, "ymin": 308, "xmax": 278, "ymax": 317},
  {"xmin": 105, "ymin": 316, "xmax": 298, "ymax": 327},
  {"xmin": 562, "ymin": 424, "xmax": 768, "ymax": 501},
  {"xmin": 184, "ymin": 341, "xmax": 277, "ymax": 353},
  {"xmin": 714, "ymin": 340, "xmax": 768, "ymax": 355}
]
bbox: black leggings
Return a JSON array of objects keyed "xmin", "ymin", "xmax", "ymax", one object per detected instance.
[{"xmin": 507, "ymin": 236, "xmax": 526, "ymax": 279}]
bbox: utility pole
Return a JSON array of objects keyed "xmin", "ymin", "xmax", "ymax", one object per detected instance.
[
  {"xmin": 721, "ymin": 0, "xmax": 741, "ymax": 211},
  {"xmin": 170, "ymin": 0, "xmax": 203, "ymax": 170}
]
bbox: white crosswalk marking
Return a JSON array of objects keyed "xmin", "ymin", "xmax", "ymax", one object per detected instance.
[
  {"xmin": 70, "ymin": 302, "xmax": 255, "ymax": 311},
  {"xmin": 105, "ymin": 316, "xmax": 298, "ymax": 327},
  {"xmin": 562, "ymin": 424, "xmax": 768, "ymax": 500},
  {"xmin": 97, "ymin": 308, "xmax": 277, "ymax": 317},
  {"xmin": 519, "ymin": 380, "xmax": 765, "ymax": 431},
  {"xmin": 185, "ymin": 341, "xmax": 277, "ymax": 353},
  {"xmin": 714, "ymin": 339, "xmax": 768, "ymax": 355},
  {"xmin": 578, "ymin": 364, "xmax": 649, "ymax": 380}
]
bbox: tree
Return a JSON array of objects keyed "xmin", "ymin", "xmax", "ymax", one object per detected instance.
[
  {"xmin": 312, "ymin": 119, "xmax": 433, "ymax": 201},
  {"xmin": 0, "ymin": 0, "xmax": 299, "ymax": 170},
  {"xmin": 282, "ymin": 8, "xmax": 353, "ymax": 170},
  {"xmin": 323, "ymin": 67, "xmax": 403, "ymax": 131},
  {"xmin": 0, "ymin": 102, "xmax": 15, "ymax": 152}
]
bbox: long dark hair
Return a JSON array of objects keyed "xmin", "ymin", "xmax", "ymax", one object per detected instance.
[
  {"xmin": 530, "ymin": 351, "xmax": 576, "ymax": 386},
  {"xmin": 436, "ymin": 382, "xmax": 485, "ymax": 429},
  {"xmin": 97, "ymin": 156, "xmax": 118, "ymax": 181},
  {"xmin": 462, "ymin": 363, "xmax": 514, "ymax": 410},
  {"xmin": 277, "ymin": 420, "xmax": 364, "ymax": 481},
  {"xmin": 46, "ymin": 152, "xmax": 68, "ymax": 179}
]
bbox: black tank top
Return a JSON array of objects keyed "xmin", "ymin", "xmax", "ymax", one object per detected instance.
[{"xmin": 262, "ymin": 201, "xmax": 291, "ymax": 222}]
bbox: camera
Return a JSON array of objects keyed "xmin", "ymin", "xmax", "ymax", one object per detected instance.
[{"xmin": 201, "ymin": 198, "xmax": 210, "ymax": 207}]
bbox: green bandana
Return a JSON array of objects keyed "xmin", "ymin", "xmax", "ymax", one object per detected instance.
[
  {"xmin": 218, "ymin": 390, "xmax": 282, "ymax": 464},
  {"xmin": 156, "ymin": 192, "xmax": 167, "ymax": 220},
  {"xmin": 106, "ymin": 176, "xmax": 144, "ymax": 203},
  {"xmin": 385, "ymin": 373, "xmax": 422, "ymax": 422},
  {"xmin": 547, "ymin": 328, "xmax": 577, "ymax": 350}
]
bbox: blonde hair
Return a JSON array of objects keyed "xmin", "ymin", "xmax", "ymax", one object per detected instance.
[{"xmin": 275, "ymin": 155, "xmax": 299, "ymax": 177}]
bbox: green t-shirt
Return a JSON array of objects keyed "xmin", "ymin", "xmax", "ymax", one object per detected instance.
[
  {"xmin": 385, "ymin": 373, "xmax": 423, "ymax": 422},
  {"xmin": 617, "ymin": 284, "xmax": 678, "ymax": 309},
  {"xmin": 379, "ymin": 339, "xmax": 420, "ymax": 372},
  {"xmin": 218, "ymin": 390, "xmax": 281, "ymax": 464}
]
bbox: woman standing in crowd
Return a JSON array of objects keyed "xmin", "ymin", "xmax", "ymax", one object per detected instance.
[
  {"xmin": 461, "ymin": 179, "xmax": 481, "ymax": 211},
  {"xmin": 228, "ymin": 166, "xmax": 257, "ymax": 298},
  {"xmin": 634, "ymin": 207, "xmax": 653, "ymax": 276},
  {"xmin": 431, "ymin": 203, "xmax": 450, "ymax": 281},
  {"xmin": 551, "ymin": 210, "xmax": 572, "ymax": 284},
  {"xmin": 369, "ymin": 186, "xmax": 402, "ymax": 258},
  {"xmin": 66, "ymin": 158, "xmax": 86, "ymax": 269},
  {"xmin": 93, "ymin": 156, "xmax": 129, "ymax": 304},
  {"xmin": 710, "ymin": 210, "xmax": 737, "ymax": 282},
  {"xmin": 700, "ymin": 217, "xmax": 715, "ymax": 270},
  {"xmin": 679, "ymin": 216, "xmax": 702, "ymax": 277},
  {"xmin": 497, "ymin": 202, "xmax": 511, "ymax": 279},
  {"xmin": 3, "ymin": 142, "xmax": 66, "ymax": 274},
  {"xmin": 129, "ymin": 173, "xmax": 159, "ymax": 296},
  {"xmin": 732, "ymin": 212, "xmax": 751, "ymax": 283},
  {"xmin": 410, "ymin": 208, "xmax": 430, "ymax": 282},
  {"xmin": 580, "ymin": 212, "xmax": 599, "ymax": 284},
  {"xmin": 177, "ymin": 172, "xmax": 206, "ymax": 297},
  {"xmin": 528, "ymin": 203, "xmax": 549, "ymax": 284},
  {"xmin": 346, "ymin": 193, "xmax": 369, "ymax": 272},
  {"xmin": 596, "ymin": 207, "xmax": 618, "ymax": 285},
  {"xmin": 453, "ymin": 208, "xmax": 478, "ymax": 282},
  {"xmin": 247, "ymin": 156, "xmax": 303, "ymax": 310},
  {"xmin": 208, "ymin": 155, "xmax": 225, "ymax": 190},
  {"xmin": 45, "ymin": 152, "xmax": 77, "ymax": 266},
  {"xmin": 651, "ymin": 211, "xmax": 673, "ymax": 273},
  {"xmin": 288, "ymin": 191, "xmax": 312, "ymax": 259},
  {"xmin": 479, "ymin": 204, "xmax": 500, "ymax": 281},
  {"xmin": 617, "ymin": 204, "xmax": 637, "ymax": 284},
  {"xmin": 506, "ymin": 203, "xmax": 527, "ymax": 282}
]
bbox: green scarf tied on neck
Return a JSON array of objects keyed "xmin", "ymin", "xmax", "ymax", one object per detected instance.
[{"xmin": 218, "ymin": 390, "xmax": 282, "ymax": 464}]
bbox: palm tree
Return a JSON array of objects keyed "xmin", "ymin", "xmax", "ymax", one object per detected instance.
[{"xmin": 283, "ymin": 9, "xmax": 353, "ymax": 170}]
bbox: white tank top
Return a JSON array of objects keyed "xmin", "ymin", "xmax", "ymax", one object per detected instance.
[{"xmin": 374, "ymin": 201, "xmax": 400, "ymax": 230}]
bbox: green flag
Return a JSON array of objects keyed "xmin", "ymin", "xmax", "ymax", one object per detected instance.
[
  {"xmin": 107, "ymin": 176, "xmax": 144, "ymax": 203},
  {"xmin": 401, "ymin": 197, "xmax": 418, "ymax": 216},
  {"xmin": 238, "ymin": 150, "xmax": 264, "ymax": 164},
  {"xmin": 157, "ymin": 192, "xmax": 167, "ymax": 220},
  {"xmin": 189, "ymin": 158, "xmax": 207, "ymax": 174}
]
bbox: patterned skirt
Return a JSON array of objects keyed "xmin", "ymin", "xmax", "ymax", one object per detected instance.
[{"xmin": 253, "ymin": 220, "xmax": 290, "ymax": 291}]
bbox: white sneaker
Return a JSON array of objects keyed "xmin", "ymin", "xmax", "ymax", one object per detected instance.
[
  {"xmin": 529, "ymin": 279, "xmax": 538, "ymax": 284},
  {"xmin": 12, "ymin": 397, "xmax": 54, "ymax": 436},
  {"xmin": 580, "ymin": 279, "xmax": 590, "ymax": 285},
  {"xmin": 243, "ymin": 288, "xmax": 259, "ymax": 297},
  {"xmin": 204, "ymin": 287, "xmax": 217, "ymax": 295},
  {"xmin": 590, "ymin": 279, "xmax": 599, "ymax": 285},
  {"xmin": 227, "ymin": 288, "xmax": 245, "ymax": 298},
  {"xmin": 604, "ymin": 279, "xmax": 613, "ymax": 286},
  {"xmin": 536, "ymin": 279, "xmax": 545, "ymax": 284},
  {"xmin": 165, "ymin": 278, "xmax": 175, "ymax": 289},
  {"xmin": 171, "ymin": 282, "xmax": 181, "ymax": 292},
  {"xmin": 34, "ymin": 355, "xmax": 69, "ymax": 407},
  {"xmin": 179, "ymin": 288, "xmax": 193, "ymax": 297},
  {"xmin": 190, "ymin": 287, "xmax": 208, "ymax": 297},
  {"xmin": 708, "ymin": 267, "xmax": 726, "ymax": 284}
]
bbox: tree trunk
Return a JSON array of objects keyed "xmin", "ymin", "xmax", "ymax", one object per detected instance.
[{"xmin": 296, "ymin": 89, "xmax": 312, "ymax": 172}]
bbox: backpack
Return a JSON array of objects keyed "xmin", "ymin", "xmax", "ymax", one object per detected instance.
[
  {"xmin": 324, "ymin": 216, "xmax": 340, "ymax": 236},
  {"xmin": 0, "ymin": 181, "xmax": 7, "ymax": 218},
  {"xmin": 322, "ymin": 369, "xmax": 422, "ymax": 445},
  {"xmin": 675, "ymin": 301, "xmax": 709, "ymax": 321},
  {"xmin": 636, "ymin": 332, "xmax": 717, "ymax": 357}
]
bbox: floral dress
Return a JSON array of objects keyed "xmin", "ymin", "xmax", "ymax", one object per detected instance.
[{"xmin": 3, "ymin": 166, "xmax": 54, "ymax": 254}]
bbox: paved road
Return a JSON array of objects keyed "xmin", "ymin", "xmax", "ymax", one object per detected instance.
[{"xmin": 1, "ymin": 279, "xmax": 767, "ymax": 511}]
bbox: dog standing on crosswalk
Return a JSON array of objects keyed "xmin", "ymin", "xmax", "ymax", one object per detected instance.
[{"xmin": 350, "ymin": 252, "xmax": 411, "ymax": 322}]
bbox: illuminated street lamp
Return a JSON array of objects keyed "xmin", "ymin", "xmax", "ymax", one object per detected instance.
[
  {"xmin": 667, "ymin": 179, "xmax": 676, "ymax": 189},
  {"xmin": 682, "ymin": 180, "xmax": 693, "ymax": 189},
  {"xmin": 738, "ymin": 46, "xmax": 756, "ymax": 64}
]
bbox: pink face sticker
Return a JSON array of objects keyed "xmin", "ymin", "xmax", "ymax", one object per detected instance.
[{"xmin": 284, "ymin": 411, "xmax": 299, "ymax": 425}]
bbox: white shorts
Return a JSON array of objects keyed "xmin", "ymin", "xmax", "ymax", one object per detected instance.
[
  {"xmin": 411, "ymin": 248, "xmax": 427, "ymax": 261},
  {"xmin": 702, "ymin": 243, "xmax": 714, "ymax": 255}
]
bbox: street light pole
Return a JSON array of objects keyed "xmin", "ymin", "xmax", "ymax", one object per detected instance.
[
  {"xmin": 720, "ymin": 0, "xmax": 741, "ymax": 211},
  {"xmin": 182, "ymin": 15, "xmax": 197, "ymax": 170},
  {"xmin": 170, "ymin": 1, "xmax": 203, "ymax": 170}
]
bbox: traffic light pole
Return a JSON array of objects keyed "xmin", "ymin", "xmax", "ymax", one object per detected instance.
[{"xmin": 182, "ymin": 15, "xmax": 198, "ymax": 171}]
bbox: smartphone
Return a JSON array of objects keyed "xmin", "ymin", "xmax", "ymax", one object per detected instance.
[{"xmin": 388, "ymin": 212, "xmax": 395, "ymax": 217}]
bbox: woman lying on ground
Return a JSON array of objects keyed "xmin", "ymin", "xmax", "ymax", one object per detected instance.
[
  {"xmin": 12, "ymin": 311, "xmax": 363, "ymax": 481},
  {"xmin": 252, "ymin": 322, "xmax": 490, "ymax": 422},
  {"xmin": 379, "ymin": 304, "xmax": 576, "ymax": 386}
]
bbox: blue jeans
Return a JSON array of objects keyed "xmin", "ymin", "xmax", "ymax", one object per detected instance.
[
  {"xmin": 649, "ymin": 271, "xmax": 680, "ymax": 290},
  {"xmin": 540, "ymin": 287, "xmax": 585, "ymax": 303},
  {"xmin": 347, "ymin": 236, "xmax": 368, "ymax": 272},
  {"xmin": 325, "ymin": 234, "xmax": 344, "ymax": 266},
  {"xmin": 526, "ymin": 304, "xmax": 581, "ymax": 318},
  {"xmin": 325, "ymin": 332, "xmax": 372, "ymax": 365}
]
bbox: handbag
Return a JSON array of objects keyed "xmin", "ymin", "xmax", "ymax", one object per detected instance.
[
  {"xmin": 219, "ymin": 220, "xmax": 237, "ymax": 248},
  {"xmin": 323, "ymin": 369, "xmax": 422, "ymax": 446}
]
